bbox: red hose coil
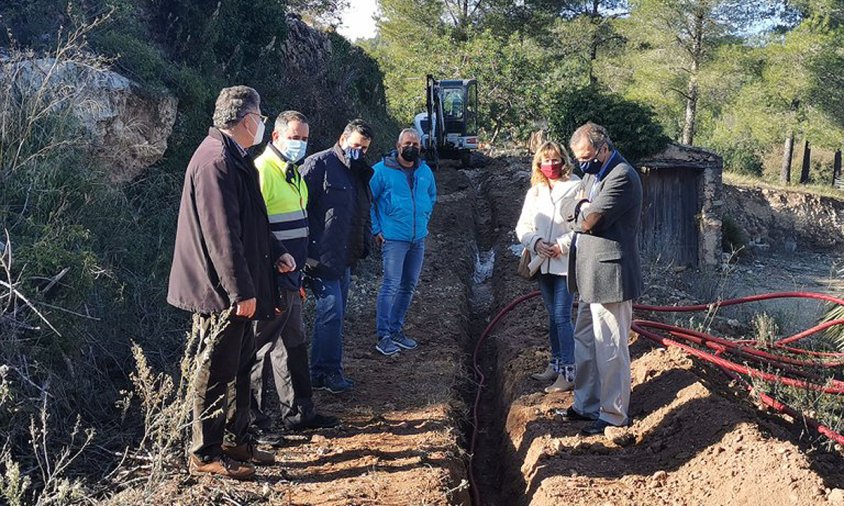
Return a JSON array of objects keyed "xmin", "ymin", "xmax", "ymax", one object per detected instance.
[{"xmin": 467, "ymin": 290, "xmax": 844, "ymax": 505}]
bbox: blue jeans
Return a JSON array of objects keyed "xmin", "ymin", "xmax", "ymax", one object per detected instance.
[
  {"xmin": 309, "ymin": 267, "xmax": 351, "ymax": 379},
  {"xmin": 537, "ymin": 273, "xmax": 574, "ymax": 365},
  {"xmin": 376, "ymin": 239, "xmax": 426, "ymax": 337}
]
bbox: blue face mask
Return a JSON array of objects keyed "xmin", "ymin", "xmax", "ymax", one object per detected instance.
[
  {"xmin": 344, "ymin": 146, "xmax": 363, "ymax": 161},
  {"xmin": 579, "ymin": 158, "xmax": 603, "ymax": 175},
  {"xmin": 281, "ymin": 139, "xmax": 308, "ymax": 163}
]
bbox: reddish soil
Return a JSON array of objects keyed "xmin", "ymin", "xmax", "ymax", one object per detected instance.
[
  {"xmin": 107, "ymin": 165, "xmax": 479, "ymax": 505},
  {"xmin": 481, "ymin": 157, "xmax": 844, "ymax": 506},
  {"xmin": 108, "ymin": 157, "xmax": 844, "ymax": 505}
]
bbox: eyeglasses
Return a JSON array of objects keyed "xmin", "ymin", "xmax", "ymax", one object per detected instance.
[{"xmin": 249, "ymin": 112, "xmax": 269, "ymax": 124}]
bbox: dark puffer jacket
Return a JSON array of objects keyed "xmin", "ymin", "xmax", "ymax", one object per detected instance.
[
  {"xmin": 167, "ymin": 128, "xmax": 281, "ymax": 320},
  {"xmin": 300, "ymin": 144, "xmax": 373, "ymax": 280}
]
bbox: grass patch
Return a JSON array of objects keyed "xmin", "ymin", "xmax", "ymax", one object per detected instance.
[{"xmin": 724, "ymin": 172, "xmax": 844, "ymax": 202}]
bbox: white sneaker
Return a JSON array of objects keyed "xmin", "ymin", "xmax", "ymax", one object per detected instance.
[
  {"xmin": 544, "ymin": 373, "xmax": 574, "ymax": 393},
  {"xmin": 531, "ymin": 363, "xmax": 557, "ymax": 382}
]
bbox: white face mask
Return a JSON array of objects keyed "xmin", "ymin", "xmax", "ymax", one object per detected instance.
[
  {"xmin": 250, "ymin": 115, "xmax": 265, "ymax": 147},
  {"xmin": 282, "ymin": 139, "xmax": 308, "ymax": 163}
]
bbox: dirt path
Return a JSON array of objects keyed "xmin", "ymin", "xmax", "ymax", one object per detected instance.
[
  {"xmin": 110, "ymin": 158, "xmax": 844, "ymax": 505},
  {"xmin": 108, "ymin": 166, "xmax": 485, "ymax": 505}
]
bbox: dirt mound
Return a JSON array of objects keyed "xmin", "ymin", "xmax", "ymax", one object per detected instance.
[
  {"xmin": 478, "ymin": 159, "xmax": 844, "ymax": 506},
  {"xmin": 723, "ymin": 183, "xmax": 844, "ymax": 252},
  {"xmin": 111, "ymin": 157, "xmax": 844, "ymax": 505}
]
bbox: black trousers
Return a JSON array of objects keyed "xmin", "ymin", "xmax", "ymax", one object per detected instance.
[
  {"xmin": 190, "ymin": 312, "xmax": 255, "ymax": 460},
  {"xmin": 250, "ymin": 289, "xmax": 314, "ymax": 429}
]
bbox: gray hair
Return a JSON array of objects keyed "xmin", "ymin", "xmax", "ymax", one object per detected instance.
[
  {"xmin": 213, "ymin": 86, "xmax": 260, "ymax": 130},
  {"xmin": 274, "ymin": 110, "xmax": 308, "ymax": 134},
  {"xmin": 570, "ymin": 122, "xmax": 614, "ymax": 151},
  {"xmin": 397, "ymin": 128, "xmax": 420, "ymax": 144}
]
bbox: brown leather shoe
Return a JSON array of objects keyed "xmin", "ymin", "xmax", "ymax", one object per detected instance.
[
  {"xmin": 222, "ymin": 442, "xmax": 275, "ymax": 465},
  {"xmin": 188, "ymin": 454, "xmax": 255, "ymax": 480}
]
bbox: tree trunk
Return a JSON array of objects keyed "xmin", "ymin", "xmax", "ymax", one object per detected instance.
[
  {"xmin": 682, "ymin": 76, "xmax": 698, "ymax": 145},
  {"xmin": 834, "ymin": 149, "xmax": 842, "ymax": 187},
  {"xmin": 800, "ymin": 140, "xmax": 811, "ymax": 184},
  {"xmin": 781, "ymin": 131, "xmax": 794, "ymax": 183},
  {"xmin": 682, "ymin": 12, "xmax": 704, "ymax": 146},
  {"xmin": 585, "ymin": 0, "xmax": 602, "ymax": 85}
]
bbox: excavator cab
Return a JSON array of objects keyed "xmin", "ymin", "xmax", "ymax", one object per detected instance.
[{"xmin": 413, "ymin": 75, "xmax": 478, "ymax": 168}]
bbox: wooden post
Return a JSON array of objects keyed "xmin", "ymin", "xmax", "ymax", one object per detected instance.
[
  {"xmin": 800, "ymin": 140, "xmax": 811, "ymax": 184},
  {"xmin": 781, "ymin": 131, "xmax": 794, "ymax": 183},
  {"xmin": 834, "ymin": 149, "xmax": 842, "ymax": 188}
]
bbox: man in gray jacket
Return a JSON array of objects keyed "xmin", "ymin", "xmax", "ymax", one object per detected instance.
[{"xmin": 559, "ymin": 122, "xmax": 643, "ymax": 436}]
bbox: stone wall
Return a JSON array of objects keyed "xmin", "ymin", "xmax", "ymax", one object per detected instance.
[{"xmin": 724, "ymin": 184, "xmax": 844, "ymax": 253}]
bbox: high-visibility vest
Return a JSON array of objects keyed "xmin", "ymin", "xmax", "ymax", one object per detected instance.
[{"xmin": 254, "ymin": 145, "xmax": 309, "ymax": 242}]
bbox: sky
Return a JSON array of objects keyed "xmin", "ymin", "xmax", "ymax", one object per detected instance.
[{"xmin": 336, "ymin": 0, "xmax": 380, "ymax": 41}]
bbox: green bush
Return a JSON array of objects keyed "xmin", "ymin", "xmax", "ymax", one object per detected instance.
[
  {"xmin": 712, "ymin": 136, "xmax": 764, "ymax": 176},
  {"xmin": 547, "ymin": 85, "xmax": 670, "ymax": 163}
]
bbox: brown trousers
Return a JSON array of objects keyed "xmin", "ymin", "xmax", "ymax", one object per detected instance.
[{"xmin": 190, "ymin": 313, "xmax": 255, "ymax": 460}]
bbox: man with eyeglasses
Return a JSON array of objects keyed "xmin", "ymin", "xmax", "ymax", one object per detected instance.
[
  {"xmin": 558, "ymin": 122, "xmax": 643, "ymax": 438},
  {"xmin": 168, "ymin": 86, "xmax": 295, "ymax": 479}
]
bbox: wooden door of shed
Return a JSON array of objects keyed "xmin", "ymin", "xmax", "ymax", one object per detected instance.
[{"xmin": 640, "ymin": 168, "xmax": 701, "ymax": 267}]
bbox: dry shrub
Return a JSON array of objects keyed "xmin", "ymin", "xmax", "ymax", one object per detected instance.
[{"xmin": 111, "ymin": 312, "xmax": 228, "ymax": 493}]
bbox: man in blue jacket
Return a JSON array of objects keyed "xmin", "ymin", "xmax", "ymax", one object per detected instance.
[
  {"xmin": 300, "ymin": 119, "xmax": 374, "ymax": 394},
  {"xmin": 370, "ymin": 128, "xmax": 437, "ymax": 356}
]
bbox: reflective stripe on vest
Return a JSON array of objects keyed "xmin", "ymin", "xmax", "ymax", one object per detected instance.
[{"xmin": 255, "ymin": 147, "xmax": 309, "ymax": 241}]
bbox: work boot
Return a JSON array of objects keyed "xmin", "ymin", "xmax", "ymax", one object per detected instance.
[
  {"xmin": 544, "ymin": 364, "xmax": 575, "ymax": 393},
  {"xmin": 222, "ymin": 442, "xmax": 275, "ymax": 465},
  {"xmin": 531, "ymin": 362, "xmax": 558, "ymax": 382},
  {"xmin": 188, "ymin": 454, "xmax": 255, "ymax": 480},
  {"xmin": 286, "ymin": 413, "xmax": 340, "ymax": 432}
]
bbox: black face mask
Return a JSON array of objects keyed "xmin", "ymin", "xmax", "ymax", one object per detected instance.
[{"xmin": 400, "ymin": 146, "xmax": 419, "ymax": 163}]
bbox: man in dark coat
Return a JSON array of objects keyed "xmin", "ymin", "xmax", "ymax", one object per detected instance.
[
  {"xmin": 300, "ymin": 119, "xmax": 374, "ymax": 394},
  {"xmin": 559, "ymin": 122, "xmax": 643, "ymax": 437},
  {"xmin": 168, "ymin": 86, "xmax": 294, "ymax": 479}
]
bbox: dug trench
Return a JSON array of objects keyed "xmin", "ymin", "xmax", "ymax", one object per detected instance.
[
  {"xmin": 109, "ymin": 158, "xmax": 844, "ymax": 505},
  {"xmin": 471, "ymin": 157, "xmax": 844, "ymax": 506}
]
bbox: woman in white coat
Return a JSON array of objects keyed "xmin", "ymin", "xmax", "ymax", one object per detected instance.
[{"xmin": 515, "ymin": 141, "xmax": 580, "ymax": 393}]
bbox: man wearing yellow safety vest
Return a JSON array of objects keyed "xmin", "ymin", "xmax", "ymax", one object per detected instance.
[{"xmin": 250, "ymin": 111, "xmax": 339, "ymax": 437}]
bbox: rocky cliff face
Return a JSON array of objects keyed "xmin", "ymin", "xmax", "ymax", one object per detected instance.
[
  {"xmin": 6, "ymin": 58, "xmax": 177, "ymax": 182},
  {"xmin": 4, "ymin": 15, "xmax": 393, "ymax": 181},
  {"xmin": 275, "ymin": 14, "xmax": 396, "ymax": 152},
  {"xmin": 724, "ymin": 184, "xmax": 844, "ymax": 253}
]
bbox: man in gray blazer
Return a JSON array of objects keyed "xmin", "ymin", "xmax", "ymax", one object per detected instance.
[{"xmin": 559, "ymin": 122, "xmax": 643, "ymax": 436}]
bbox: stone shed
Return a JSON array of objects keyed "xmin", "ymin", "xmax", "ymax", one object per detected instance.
[{"xmin": 637, "ymin": 143, "xmax": 723, "ymax": 267}]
